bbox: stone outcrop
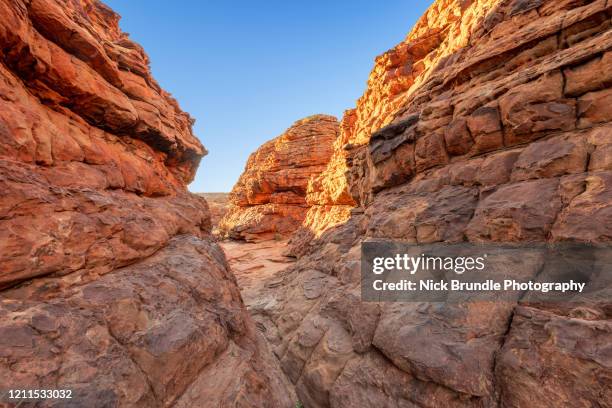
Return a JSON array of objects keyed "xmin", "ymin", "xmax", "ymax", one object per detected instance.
[
  {"xmin": 219, "ymin": 115, "xmax": 339, "ymax": 241},
  {"xmin": 0, "ymin": 0, "xmax": 293, "ymax": 406},
  {"xmin": 197, "ymin": 192, "xmax": 229, "ymax": 234},
  {"xmin": 289, "ymin": 0, "xmax": 513, "ymax": 255},
  {"xmin": 247, "ymin": 0, "xmax": 612, "ymax": 407}
]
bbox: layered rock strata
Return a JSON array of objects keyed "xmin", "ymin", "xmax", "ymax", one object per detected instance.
[
  {"xmin": 250, "ymin": 0, "xmax": 612, "ymax": 406},
  {"xmin": 197, "ymin": 192, "xmax": 229, "ymax": 234},
  {"xmin": 220, "ymin": 114, "xmax": 339, "ymax": 241},
  {"xmin": 0, "ymin": 0, "xmax": 293, "ymax": 406}
]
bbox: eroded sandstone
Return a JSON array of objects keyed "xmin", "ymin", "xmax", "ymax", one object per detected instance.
[
  {"xmin": 197, "ymin": 192, "xmax": 230, "ymax": 235},
  {"xmin": 237, "ymin": 0, "xmax": 612, "ymax": 407},
  {"xmin": 219, "ymin": 115, "xmax": 339, "ymax": 241},
  {"xmin": 0, "ymin": 1, "xmax": 293, "ymax": 406}
]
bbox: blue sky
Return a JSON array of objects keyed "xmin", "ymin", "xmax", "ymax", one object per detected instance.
[{"xmin": 104, "ymin": 0, "xmax": 432, "ymax": 192}]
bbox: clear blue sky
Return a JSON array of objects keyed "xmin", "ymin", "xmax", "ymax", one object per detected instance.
[{"xmin": 104, "ymin": 0, "xmax": 432, "ymax": 192}]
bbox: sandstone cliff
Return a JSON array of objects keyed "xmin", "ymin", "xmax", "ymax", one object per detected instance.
[
  {"xmin": 289, "ymin": 0, "xmax": 509, "ymax": 254},
  {"xmin": 0, "ymin": 0, "xmax": 293, "ymax": 406},
  {"xmin": 219, "ymin": 114, "xmax": 339, "ymax": 241},
  {"xmin": 248, "ymin": 0, "xmax": 612, "ymax": 406}
]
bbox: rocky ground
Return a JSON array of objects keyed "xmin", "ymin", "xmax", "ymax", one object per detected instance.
[
  {"xmin": 221, "ymin": 240, "xmax": 295, "ymax": 310},
  {"xmin": 1, "ymin": 0, "xmax": 610, "ymax": 407}
]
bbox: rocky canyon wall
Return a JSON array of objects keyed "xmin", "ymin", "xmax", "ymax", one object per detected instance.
[
  {"xmin": 289, "ymin": 0, "xmax": 513, "ymax": 255},
  {"xmin": 0, "ymin": 0, "xmax": 293, "ymax": 406},
  {"xmin": 219, "ymin": 114, "xmax": 339, "ymax": 241},
  {"xmin": 250, "ymin": 0, "xmax": 612, "ymax": 407}
]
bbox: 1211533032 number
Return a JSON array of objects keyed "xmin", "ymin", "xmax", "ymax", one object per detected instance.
[{"xmin": 5, "ymin": 389, "xmax": 73, "ymax": 400}]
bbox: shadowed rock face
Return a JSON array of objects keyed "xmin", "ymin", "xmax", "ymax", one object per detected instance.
[
  {"xmin": 247, "ymin": 0, "xmax": 612, "ymax": 407},
  {"xmin": 0, "ymin": 0, "xmax": 293, "ymax": 406},
  {"xmin": 219, "ymin": 115, "xmax": 339, "ymax": 241}
]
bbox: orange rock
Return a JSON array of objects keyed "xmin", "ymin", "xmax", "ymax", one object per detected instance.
[
  {"xmin": 250, "ymin": 1, "xmax": 612, "ymax": 407},
  {"xmin": 0, "ymin": 0, "xmax": 294, "ymax": 405},
  {"xmin": 219, "ymin": 115, "xmax": 338, "ymax": 241},
  {"xmin": 197, "ymin": 192, "xmax": 230, "ymax": 233}
]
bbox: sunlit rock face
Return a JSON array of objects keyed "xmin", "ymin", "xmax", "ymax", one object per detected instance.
[
  {"xmin": 252, "ymin": 0, "xmax": 612, "ymax": 406},
  {"xmin": 0, "ymin": 0, "xmax": 294, "ymax": 405},
  {"xmin": 219, "ymin": 114, "xmax": 339, "ymax": 241},
  {"xmin": 290, "ymin": 0, "xmax": 523, "ymax": 254}
]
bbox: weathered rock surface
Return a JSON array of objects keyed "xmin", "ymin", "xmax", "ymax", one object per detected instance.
[
  {"xmin": 219, "ymin": 115, "xmax": 339, "ymax": 241},
  {"xmin": 197, "ymin": 192, "xmax": 230, "ymax": 234},
  {"xmin": 0, "ymin": 237, "xmax": 293, "ymax": 407},
  {"xmin": 221, "ymin": 239, "xmax": 296, "ymax": 310},
  {"xmin": 0, "ymin": 1, "xmax": 293, "ymax": 406},
  {"xmin": 241, "ymin": 0, "xmax": 612, "ymax": 407}
]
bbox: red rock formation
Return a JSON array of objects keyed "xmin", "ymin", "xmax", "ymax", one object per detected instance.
[
  {"xmin": 220, "ymin": 114, "xmax": 339, "ymax": 241},
  {"xmin": 290, "ymin": 0, "xmax": 503, "ymax": 255},
  {"xmin": 250, "ymin": 0, "xmax": 612, "ymax": 406},
  {"xmin": 197, "ymin": 192, "xmax": 230, "ymax": 234},
  {"xmin": 0, "ymin": 0, "xmax": 293, "ymax": 406}
]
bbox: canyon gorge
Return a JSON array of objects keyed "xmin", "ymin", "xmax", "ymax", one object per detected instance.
[{"xmin": 1, "ymin": 0, "xmax": 611, "ymax": 407}]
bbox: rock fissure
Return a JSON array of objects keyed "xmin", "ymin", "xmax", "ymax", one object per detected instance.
[{"xmin": 2, "ymin": 0, "xmax": 611, "ymax": 406}]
